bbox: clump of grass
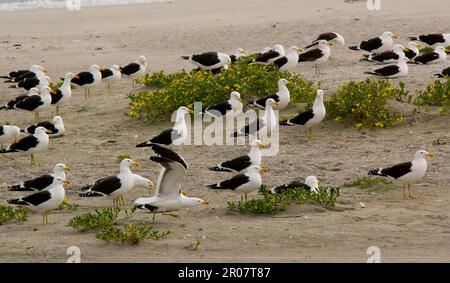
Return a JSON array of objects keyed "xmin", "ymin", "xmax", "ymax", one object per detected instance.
[
  {"xmin": 117, "ymin": 154, "xmax": 131, "ymax": 162},
  {"xmin": 96, "ymin": 222, "xmax": 170, "ymax": 245},
  {"xmin": 68, "ymin": 208, "xmax": 120, "ymax": 231},
  {"xmin": 58, "ymin": 201, "xmax": 79, "ymax": 211},
  {"xmin": 186, "ymin": 239, "xmax": 202, "ymax": 251},
  {"xmin": 0, "ymin": 205, "xmax": 29, "ymax": 225},
  {"xmin": 128, "ymin": 56, "xmax": 317, "ymax": 122},
  {"xmin": 414, "ymin": 78, "xmax": 450, "ymax": 114},
  {"xmin": 326, "ymin": 78, "xmax": 405, "ymax": 129},
  {"xmin": 227, "ymin": 185, "xmax": 340, "ymax": 215},
  {"xmin": 343, "ymin": 176, "xmax": 393, "ymax": 189}
]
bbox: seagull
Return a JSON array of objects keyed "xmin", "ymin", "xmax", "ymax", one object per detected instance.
[
  {"xmin": 364, "ymin": 56, "xmax": 410, "ymax": 79},
  {"xmin": 413, "ymin": 46, "xmax": 448, "ymax": 65},
  {"xmin": 79, "ymin": 159, "xmax": 140, "ymax": 208},
  {"xmin": 280, "ymin": 89, "xmax": 326, "ymax": 140},
  {"xmin": 0, "ymin": 126, "xmax": 51, "ymax": 166},
  {"xmin": 233, "ymin": 98, "xmax": 279, "ymax": 137},
  {"xmin": 101, "ymin": 64, "xmax": 122, "ymax": 94},
  {"xmin": 273, "ymin": 46, "xmax": 301, "ymax": 71},
  {"xmin": 132, "ymin": 174, "xmax": 155, "ymax": 195},
  {"xmin": 230, "ymin": 48, "xmax": 246, "ymax": 63},
  {"xmin": 403, "ymin": 42, "xmax": 421, "ymax": 60},
  {"xmin": 136, "ymin": 106, "xmax": 192, "ymax": 146},
  {"xmin": 71, "ymin": 64, "xmax": 102, "ymax": 98},
  {"xmin": 2, "ymin": 65, "xmax": 46, "ymax": 83},
  {"xmin": 305, "ymin": 32, "xmax": 345, "ymax": 49},
  {"xmin": 408, "ymin": 33, "xmax": 450, "ymax": 48},
  {"xmin": 248, "ymin": 79, "xmax": 290, "ymax": 110},
  {"xmin": 8, "ymin": 75, "xmax": 52, "ymax": 90},
  {"xmin": 435, "ymin": 66, "xmax": 450, "ymax": 78},
  {"xmin": 360, "ymin": 44, "xmax": 406, "ymax": 64},
  {"xmin": 13, "ymin": 85, "xmax": 54, "ymax": 122},
  {"xmin": 8, "ymin": 163, "xmax": 70, "ymax": 191},
  {"xmin": 249, "ymin": 44, "xmax": 285, "ymax": 65},
  {"xmin": 52, "ymin": 72, "xmax": 77, "ymax": 115},
  {"xmin": 182, "ymin": 51, "xmax": 232, "ymax": 71},
  {"xmin": 298, "ymin": 40, "xmax": 331, "ymax": 74},
  {"xmin": 134, "ymin": 144, "xmax": 209, "ymax": 219},
  {"xmin": 120, "ymin": 55, "xmax": 147, "ymax": 87},
  {"xmin": 349, "ymin": 31, "xmax": 397, "ymax": 53},
  {"xmin": 207, "ymin": 165, "xmax": 268, "ymax": 201},
  {"xmin": 0, "ymin": 125, "xmax": 20, "ymax": 149},
  {"xmin": 204, "ymin": 91, "xmax": 243, "ymax": 118},
  {"xmin": 368, "ymin": 150, "xmax": 433, "ymax": 198},
  {"xmin": 270, "ymin": 176, "xmax": 319, "ymax": 194},
  {"xmin": 22, "ymin": 116, "xmax": 65, "ymax": 138},
  {"xmin": 0, "ymin": 88, "xmax": 40, "ymax": 111},
  {"xmin": 209, "ymin": 139, "xmax": 265, "ymax": 173},
  {"xmin": 8, "ymin": 177, "xmax": 70, "ymax": 225}
]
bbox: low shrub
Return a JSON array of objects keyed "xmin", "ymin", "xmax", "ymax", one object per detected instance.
[
  {"xmin": 414, "ymin": 78, "xmax": 450, "ymax": 114},
  {"xmin": 343, "ymin": 176, "xmax": 392, "ymax": 189},
  {"xmin": 96, "ymin": 222, "xmax": 170, "ymax": 245},
  {"xmin": 0, "ymin": 205, "xmax": 29, "ymax": 225}
]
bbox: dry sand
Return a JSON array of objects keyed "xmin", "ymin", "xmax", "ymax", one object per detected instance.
[{"xmin": 0, "ymin": 0, "xmax": 449, "ymax": 262}]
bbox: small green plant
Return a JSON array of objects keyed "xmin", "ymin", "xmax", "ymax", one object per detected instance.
[
  {"xmin": 117, "ymin": 154, "xmax": 131, "ymax": 162},
  {"xmin": 0, "ymin": 205, "xmax": 29, "ymax": 225},
  {"xmin": 96, "ymin": 222, "xmax": 170, "ymax": 245},
  {"xmin": 326, "ymin": 79, "xmax": 405, "ymax": 129},
  {"xmin": 68, "ymin": 208, "xmax": 120, "ymax": 231},
  {"xmin": 128, "ymin": 57, "xmax": 317, "ymax": 121},
  {"xmin": 186, "ymin": 239, "xmax": 202, "ymax": 251},
  {"xmin": 414, "ymin": 78, "xmax": 450, "ymax": 114},
  {"xmin": 58, "ymin": 201, "xmax": 79, "ymax": 211},
  {"xmin": 343, "ymin": 176, "xmax": 392, "ymax": 189},
  {"xmin": 227, "ymin": 185, "xmax": 340, "ymax": 215}
]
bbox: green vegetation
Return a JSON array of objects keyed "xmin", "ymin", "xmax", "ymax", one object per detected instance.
[
  {"xmin": 326, "ymin": 79, "xmax": 406, "ymax": 129},
  {"xmin": 227, "ymin": 186, "xmax": 340, "ymax": 215},
  {"xmin": 343, "ymin": 176, "xmax": 393, "ymax": 189},
  {"xmin": 117, "ymin": 154, "xmax": 131, "ymax": 162},
  {"xmin": 58, "ymin": 201, "xmax": 79, "ymax": 211},
  {"xmin": 68, "ymin": 208, "xmax": 121, "ymax": 231},
  {"xmin": 96, "ymin": 222, "xmax": 170, "ymax": 245},
  {"xmin": 0, "ymin": 205, "xmax": 29, "ymax": 225},
  {"xmin": 414, "ymin": 78, "xmax": 450, "ymax": 114},
  {"xmin": 186, "ymin": 239, "xmax": 202, "ymax": 251},
  {"xmin": 128, "ymin": 57, "xmax": 318, "ymax": 121}
]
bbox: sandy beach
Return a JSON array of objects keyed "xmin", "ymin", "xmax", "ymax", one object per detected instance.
[{"xmin": 0, "ymin": 0, "xmax": 449, "ymax": 262}]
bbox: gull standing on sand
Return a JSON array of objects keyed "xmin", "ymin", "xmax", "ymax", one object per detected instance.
[
  {"xmin": 0, "ymin": 88, "xmax": 39, "ymax": 110},
  {"xmin": 349, "ymin": 31, "xmax": 397, "ymax": 53},
  {"xmin": 233, "ymin": 98, "xmax": 279, "ymax": 138},
  {"xmin": 22, "ymin": 116, "xmax": 65, "ymax": 138},
  {"xmin": 9, "ymin": 163, "xmax": 70, "ymax": 191},
  {"xmin": 305, "ymin": 32, "xmax": 345, "ymax": 48},
  {"xmin": 8, "ymin": 177, "xmax": 70, "ymax": 225},
  {"xmin": 79, "ymin": 159, "xmax": 140, "ymax": 208},
  {"xmin": 248, "ymin": 79, "xmax": 290, "ymax": 110},
  {"xmin": 298, "ymin": 40, "xmax": 331, "ymax": 74},
  {"xmin": 249, "ymin": 44, "xmax": 285, "ymax": 65},
  {"xmin": 13, "ymin": 85, "xmax": 54, "ymax": 122},
  {"xmin": 120, "ymin": 55, "xmax": 147, "ymax": 87},
  {"xmin": 71, "ymin": 64, "xmax": 102, "ymax": 98},
  {"xmin": 280, "ymin": 89, "xmax": 326, "ymax": 140},
  {"xmin": 369, "ymin": 150, "xmax": 433, "ymax": 198},
  {"xmin": 52, "ymin": 72, "xmax": 77, "ymax": 115},
  {"xmin": 364, "ymin": 56, "xmax": 410, "ymax": 79},
  {"xmin": 209, "ymin": 139, "xmax": 265, "ymax": 173},
  {"xmin": 101, "ymin": 65, "xmax": 122, "ymax": 94},
  {"xmin": 0, "ymin": 126, "xmax": 51, "ymax": 166},
  {"xmin": 270, "ymin": 176, "xmax": 320, "ymax": 194},
  {"xmin": 134, "ymin": 144, "xmax": 209, "ymax": 219},
  {"xmin": 204, "ymin": 91, "xmax": 243, "ymax": 118},
  {"xmin": 273, "ymin": 46, "xmax": 301, "ymax": 71},
  {"xmin": 207, "ymin": 165, "xmax": 268, "ymax": 202},
  {"xmin": 413, "ymin": 46, "xmax": 448, "ymax": 65},
  {"xmin": 136, "ymin": 106, "xmax": 192, "ymax": 146}
]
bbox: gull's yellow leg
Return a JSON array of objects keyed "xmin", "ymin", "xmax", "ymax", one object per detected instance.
[
  {"xmin": 403, "ymin": 184, "xmax": 406, "ymax": 199},
  {"xmin": 107, "ymin": 84, "xmax": 111, "ymax": 94},
  {"xmin": 56, "ymin": 105, "xmax": 60, "ymax": 116},
  {"xmin": 42, "ymin": 213, "xmax": 46, "ymax": 225},
  {"xmin": 240, "ymin": 195, "xmax": 244, "ymax": 202},
  {"xmin": 34, "ymin": 112, "xmax": 39, "ymax": 123},
  {"xmin": 119, "ymin": 195, "xmax": 126, "ymax": 206},
  {"xmin": 84, "ymin": 89, "xmax": 88, "ymax": 98},
  {"xmin": 408, "ymin": 184, "xmax": 413, "ymax": 198},
  {"xmin": 244, "ymin": 193, "xmax": 248, "ymax": 202},
  {"xmin": 152, "ymin": 211, "xmax": 157, "ymax": 222},
  {"xmin": 162, "ymin": 212, "xmax": 178, "ymax": 218},
  {"xmin": 31, "ymin": 154, "xmax": 37, "ymax": 167},
  {"xmin": 307, "ymin": 127, "xmax": 314, "ymax": 140}
]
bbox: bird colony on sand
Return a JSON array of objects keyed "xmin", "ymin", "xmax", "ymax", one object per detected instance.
[{"xmin": 1, "ymin": 31, "xmax": 448, "ymax": 224}]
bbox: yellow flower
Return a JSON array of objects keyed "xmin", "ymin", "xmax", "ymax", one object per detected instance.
[
  {"xmin": 375, "ymin": 122, "xmax": 384, "ymax": 128},
  {"xmin": 334, "ymin": 117, "xmax": 341, "ymax": 123},
  {"xmin": 355, "ymin": 123, "xmax": 363, "ymax": 129}
]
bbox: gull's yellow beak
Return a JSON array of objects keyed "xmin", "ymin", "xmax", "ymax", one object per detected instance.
[
  {"xmin": 64, "ymin": 166, "xmax": 71, "ymax": 172},
  {"xmin": 297, "ymin": 48, "xmax": 305, "ymax": 53},
  {"xmin": 392, "ymin": 34, "xmax": 399, "ymax": 39},
  {"xmin": 407, "ymin": 59, "xmax": 415, "ymax": 63},
  {"xmin": 132, "ymin": 162, "xmax": 140, "ymax": 167},
  {"xmin": 187, "ymin": 108, "xmax": 194, "ymax": 114},
  {"xmin": 426, "ymin": 152, "xmax": 434, "ymax": 158},
  {"xmin": 445, "ymin": 47, "xmax": 450, "ymax": 53},
  {"xmin": 258, "ymin": 143, "xmax": 266, "ymax": 149},
  {"xmin": 75, "ymin": 75, "xmax": 80, "ymax": 79},
  {"xmin": 64, "ymin": 179, "xmax": 71, "ymax": 185},
  {"xmin": 403, "ymin": 48, "xmax": 410, "ymax": 52},
  {"xmin": 50, "ymin": 89, "xmax": 56, "ymax": 95},
  {"xmin": 260, "ymin": 167, "xmax": 269, "ymax": 173},
  {"xmin": 181, "ymin": 191, "xmax": 187, "ymax": 196},
  {"xmin": 273, "ymin": 101, "xmax": 280, "ymax": 107},
  {"xmin": 202, "ymin": 200, "xmax": 209, "ymax": 205},
  {"xmin": 45, "ymin": 129, "xmax": 52, "ymax": 134}
]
